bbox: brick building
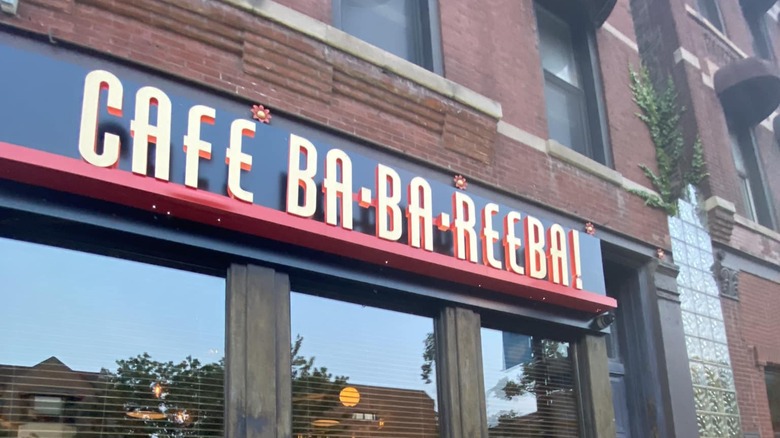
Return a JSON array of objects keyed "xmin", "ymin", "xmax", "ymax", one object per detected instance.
[
  {"xmin": 630, "ymin": 0, "xmax": 780, "ymax": 436},
  {"xmin": 0, "ymin": 0, "xmax": 776, "ymax": 437}
]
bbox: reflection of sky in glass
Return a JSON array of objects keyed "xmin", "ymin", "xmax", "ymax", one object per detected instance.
[
  {"xmin": 290, "ymin": 292, "xmax": 437, "ymax": 405},
  {"xmin": 0, "ymin": 237, "xmax": 225, "ymax": 373},
  {"xmin": 481, "ymin": 328, "xmax": 537, "ymax": 426}
]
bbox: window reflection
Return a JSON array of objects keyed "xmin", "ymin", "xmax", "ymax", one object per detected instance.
[
  {"xmin": 482, "ymin": 328, "xmax": 579, "ymax": 437},
  {"xmin": 0, "ymin": 237, "xmax": 225, "ymax": 437},
  {"xmin": 290, "ymin": 292, "xmax": 438, "ymax": 437}
]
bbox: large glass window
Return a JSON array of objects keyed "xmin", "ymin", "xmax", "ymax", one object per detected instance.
[
  {"xmin": 728, "ymin": 125, "xmax": 775, "ymax": 228},
  {"xmin": 481, "ymin": 328, "xmax": 579, "ymax": 437},
  {"xmin": 335, "ymin": 0, "xmax": 439, "ymax": 72},
  {"xmin": 536, "ymin": 2, "xmax": 609, "ymax": 165},
  {"xmin": 290, "ymin": 292, "xmax": 438, "ymax": 437},
  {"xmin": 0, "ymin": 237, "xmax": 226, "ymax": 437},
  {"xmin": 697, "ymin": 0, "xmax": 726, "ymax": 33}
]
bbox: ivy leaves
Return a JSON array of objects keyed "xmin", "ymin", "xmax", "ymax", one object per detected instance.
[{"xmin": 628, "ymin": 66, "xmax": 708, "ymax": 216}]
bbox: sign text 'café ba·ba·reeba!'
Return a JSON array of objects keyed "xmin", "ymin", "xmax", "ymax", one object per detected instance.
[{"xmin": 0, "ymin": 69, "xmax": 616, "ymax": 314}]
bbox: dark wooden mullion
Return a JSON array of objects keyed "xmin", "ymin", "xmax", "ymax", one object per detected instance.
[
  {"xmin": 226, "ymin": 264, "xmax": 292, "ymax": 438},
  {"xmin": 573, "ymin": 335, "xmax": 616, "ymax": 438},
  {"xmin": 435, "ymin": 307, "xmax": 488, "ymax": 438},
  {"xmin": 226, "ymin": 265, "xmax": 248, "ymax": 438},
  {"xmin": 274, "ymin": 270, "xmax": 292, "ymax": 437}
]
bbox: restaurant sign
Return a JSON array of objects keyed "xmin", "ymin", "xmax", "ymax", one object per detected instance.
[{"xmin": 0, "ymin": 35, "xmax": 615, "ymax": 313}]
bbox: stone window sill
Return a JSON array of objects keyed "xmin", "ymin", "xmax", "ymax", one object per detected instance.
[
  {"xmin": 734, "ymin": 214, "xmax": 780, "ymax": 243},
  {"xmin": 685, "ymin": 4, "xmax": 748, "ymax": 60}
]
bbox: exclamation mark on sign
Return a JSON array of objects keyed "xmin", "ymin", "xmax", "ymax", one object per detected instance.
[{"xmin": 568, "ymin": 230, "xmax": 583, "ymax": 290}]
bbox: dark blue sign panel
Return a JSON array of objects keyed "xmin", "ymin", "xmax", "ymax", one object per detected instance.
[{"xmin": 0, "ymin": 33, "xmax": 613, "ymax": 313}]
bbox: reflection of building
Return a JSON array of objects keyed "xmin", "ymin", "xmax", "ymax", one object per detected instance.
[
  {"xmin": 299, "ymin": 384, "xmax": 438, "ymax": 438},
  {"xmin": 1, "ymin": 358, "xmax": 437, "ymax": 438},
  {"xmin": 0, "ymin": 357, "xmax": 101, "ymax": 437}
]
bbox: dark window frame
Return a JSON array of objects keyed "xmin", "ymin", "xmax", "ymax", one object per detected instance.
[
  {"xmin": 535, "ymin": 0, "xmax": 612, "ymax": 167},
  {"xmin": 479, "ymin": 313, "xmax": 587, "ymax": 437},
  {"xmin": 765, "ymin": 366, "xmax": 780, "ymax": 434},
  {"xmin": 332, "ymin": 0, "xmax": 444, "ymax": 74},
  {"xmin": 697, "ymin": 0, "xmax": 727, "ymax": 34},
  {"xmin": 747, "ymin": 12, "xmax": 775, "ymax": 60},
  {"xmin": 727, "ymin": 122, "xmax": 776, "ymax": 229}
]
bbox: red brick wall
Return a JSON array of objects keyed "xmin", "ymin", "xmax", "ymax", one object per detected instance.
[
  {"xmin": 722, "ymin": 272, "xmax": 780, "ymax": 437},
  {"xmin": 597, "ymin": 26, "xmax": 659, "ymax": 184},
  {"xmin": 610, "ymin": 0, "xmax": 638, "ymax": 39},
  {"xmin": 730, "ymin": 222, "xmax": 780, "ymax": 266},
  {"xmin": 0, "ymin": 0, "xmax": 669, "ymax": 249},
  {"xmin": 438, "ymin": 0, "xmax": 547, "ymax": 136}
]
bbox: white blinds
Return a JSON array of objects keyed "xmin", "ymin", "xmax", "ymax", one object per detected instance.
[
  {"xmin": 482, "ymin": 328, "xmax": 580, "ymax": 438},
  {"xmin": 290, "ymin": 292, "xmax": 439, "ymax": 437}
]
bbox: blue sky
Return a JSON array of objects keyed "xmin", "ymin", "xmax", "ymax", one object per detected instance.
[{"xmin": 0, "ymin": 237, "xmax": 225, "ymax": 371}]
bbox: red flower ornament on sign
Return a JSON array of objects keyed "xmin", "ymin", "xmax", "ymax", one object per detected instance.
[
  {"xmin": 453, "ymin": 175, "xmax": 468, "ymax": 190},
  {"xmin": 584, "ymin": 222, "xmax": 596, "ymax": 236},
  {"xmin": 251, "ymin": 104, "xmax": 271, "ymax": 124}
]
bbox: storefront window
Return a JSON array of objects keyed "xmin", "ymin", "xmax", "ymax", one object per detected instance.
[
  {"xmin": 481, "ymin": 328, "xmax": 579, "ymax": 437},
  {"xmin": 290, "ymin": 292, "xmax": 438, "ymax": 437},
  {"xmin": 0, "ymin": 237, "xmax": 226, "ymax": 437}
]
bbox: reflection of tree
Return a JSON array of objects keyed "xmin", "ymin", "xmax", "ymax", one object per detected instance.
[
  {"xmin": 420, "ymin": 332, "xmax": 435, "ymax": 384},
  {"xmin": 85, "ymin": 336, "xmax": 350, "ymax": 437},
  {"xmin": 91, "ymin": 336, "xmax": 348, "ymax": 437},
  {"xmin": 98, "ymin": 353, "xmax": 224, "ymax": 437},
  {"xmin": 488, "ymin": 339, "xmax": 577, "ymax": 437},
  {"xmin": 499, "ymin": 340, "xmax": 570, "ymax": 400},
  {"xmin": 291, "ymin": 335, "xmax": 349, "ymax": 436}
]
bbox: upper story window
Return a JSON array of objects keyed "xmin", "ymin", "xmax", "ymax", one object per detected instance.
[
  {"xmin": 697, "ymin": 0, "xmax": 726, "ymax": 33},
  {"xmin": 747, "ymin": 12, "xmax": 774, "ymax": 60},
  {"xmin": 728, "ymin": 124, "xmax": 775, "ymax": 228},
  {"xmin": 536, "ymin": 1, "xmax": 610, "ymax": 165},
  {"xmin": 334, "ymin": 0, "xmax": 441, "ymax": 73}
]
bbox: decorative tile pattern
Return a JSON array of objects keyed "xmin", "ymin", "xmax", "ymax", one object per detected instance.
[{"xmin": 670, "ymin": 187, "xmax": 741, "ymax": 438}]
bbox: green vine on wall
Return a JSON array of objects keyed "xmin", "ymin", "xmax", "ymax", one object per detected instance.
[{"xmin": 628, "ymin": 66, "xmax": 708, "ymax": 216}]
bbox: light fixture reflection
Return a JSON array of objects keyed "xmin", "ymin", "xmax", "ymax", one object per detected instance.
[
  {"xmin": 339, "ymin": 386, "xmax": 360, "ymax": 407},
  {"xmin": 172, "ymin": 409, "xmax": 191, "ymax": 425},
  {"xmin": 126, "ymin": 410, "xmax": 167, "ymax": 421},
  {"xmin": 311, "ymin": 419, "xmax": 340, "ymax": 427},
  {"xmin": 152, "ymin": 382, "xmax": 164, "ymax": 398}
]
